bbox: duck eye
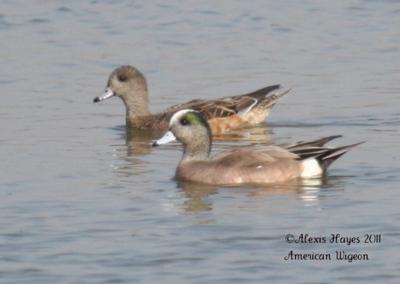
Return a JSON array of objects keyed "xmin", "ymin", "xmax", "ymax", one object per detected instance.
[
  {"xmin": 118, "ymin": 74, "xmax": 127, "ymax": 82},
  {"xmin": 180, "ymin": 118, "xmax": 190, "ymax": 126}
]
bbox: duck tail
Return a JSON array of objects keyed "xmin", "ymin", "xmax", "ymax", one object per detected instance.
[
  {"xmin": 237, "ymin": 85, "xmax": 290, "ymax": 116},
  {"xmin": 287, "ymin": 135, "xmax": 343, "ymax": 150},
  {"xmin": 258, "ymin": 87, "xmax": 291, "ymax": 108},
  {"xmin": 315, "ymin": 141, "xmax": 365, "ymax": 173},
  {"xmin": 245, "ymin": 85, "xmax": 281, "ymax": 98},
  {"xmin": 296, "ymin": 137, "xmax": 364, "ymax": 178}
]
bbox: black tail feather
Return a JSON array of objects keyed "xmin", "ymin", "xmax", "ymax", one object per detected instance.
[
  {"xmin": 292, "ymin": 147, "xmax": 330, "ymax": 160},
  {"xmin": 287, "ymin": 135, "xmax": 343, "ymax": 150},
  {"xmin": 236, "ymin": 85, "xmax": 290, "ymax": 111},
  {"xmin": 315, "ymin": 141, "xmax": 365, "ymax": 172},
  {"xmin": 243, "ymin": 85, "xmax": 281, "ymax": 98},
  {"xmin": 289, "ymin": 137, "xmax": 364, "ymax": 172}
]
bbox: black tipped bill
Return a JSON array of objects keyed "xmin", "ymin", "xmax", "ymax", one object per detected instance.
[
  {"xmin": 93, "ymin": 87, "xmax": 115, "ymax": 103},
  {"xmin": 152, "ymin": 131, "xmax": 176, "ymax": 147}
]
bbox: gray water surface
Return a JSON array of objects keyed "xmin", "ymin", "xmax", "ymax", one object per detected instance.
[{"xmin": 1, "ymin": 1, "xmax": 399, "ymax": 283}]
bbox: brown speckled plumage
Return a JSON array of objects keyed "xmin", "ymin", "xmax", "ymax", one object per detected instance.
[{"xmin": 94, "ymin": 65, "xmax": 289, "ymax": 135}]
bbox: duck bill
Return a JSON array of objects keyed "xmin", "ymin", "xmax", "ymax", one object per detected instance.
[
  {"xmin": 93, "ymin": 88, "xmax": 115, "ymax": 103},
  {"xmin": 152, "ymin": 131, "xmax": 176, "ymax": 147}
]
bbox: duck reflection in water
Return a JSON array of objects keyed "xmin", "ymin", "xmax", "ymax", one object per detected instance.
[
  {"xmin": 125, "ymin": 123, "xmax": 274, "ymax": 156},
  {"xmin": 177, "ymin": 177, "xmax": 339, "ymax": 213},
  {"xmin": 126, "ymin": 127, "xmax": 156, "ymax": 156}
]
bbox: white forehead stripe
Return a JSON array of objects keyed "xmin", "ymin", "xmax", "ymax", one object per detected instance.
[{"xmin": 169, "ymin": 109, "xmax": 196, "ymax": 127}]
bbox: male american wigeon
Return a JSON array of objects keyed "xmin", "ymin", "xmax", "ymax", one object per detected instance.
[
  {"xmin": 152, "ymin": 109, "xmax": 363, "ymax": 185},
  {"xmin": 93, "ymin": 65, "xmax": 289, "ymax": 135}
]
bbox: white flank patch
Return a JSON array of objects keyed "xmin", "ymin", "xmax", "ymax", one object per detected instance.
[
  {"xmin": 235, "ymin": 177, "xmax": 243, "ymax": 183},
  {"xmin": 301, "ymin": 158, "xmax": 323, "ymax": 178}
]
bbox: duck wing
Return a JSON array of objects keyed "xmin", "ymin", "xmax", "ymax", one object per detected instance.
[
  {"xmin": 214, "ymin": 146, "xmax": 298, "ymax": 167},
  {"xmin": 164, "ymin": 85, "xmax": 286, "ymax": 119}
]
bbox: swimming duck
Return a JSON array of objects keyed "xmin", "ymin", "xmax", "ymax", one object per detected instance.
[
  {"xmin": 93, "ymin": 65, "xmax": 289, "ymax": 135},
  {"xmin": 152, "ymin": 109, "xmax": 362, "ymax": 185}
]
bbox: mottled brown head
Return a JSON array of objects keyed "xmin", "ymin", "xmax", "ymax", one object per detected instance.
[
  {"xmin": 106, "ymin": 65, "xmax": 146, "ymax": 96},
  {"xmin": 94, "ymin": 65, "xmax": 150, "ymax": 116}
]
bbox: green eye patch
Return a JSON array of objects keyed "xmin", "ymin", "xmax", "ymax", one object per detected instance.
[{"xmin": 181, "ymin": 112, "xmax": 208, "ymax": 126}]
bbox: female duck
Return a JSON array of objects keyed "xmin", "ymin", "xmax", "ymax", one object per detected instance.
[
  {"xmin": 93, "ymin": 65, "xmax": 289, "ymax": 135},
  {"xmin": 153, "ymin": 109, "xmax": 362, "ymax": 185}
]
